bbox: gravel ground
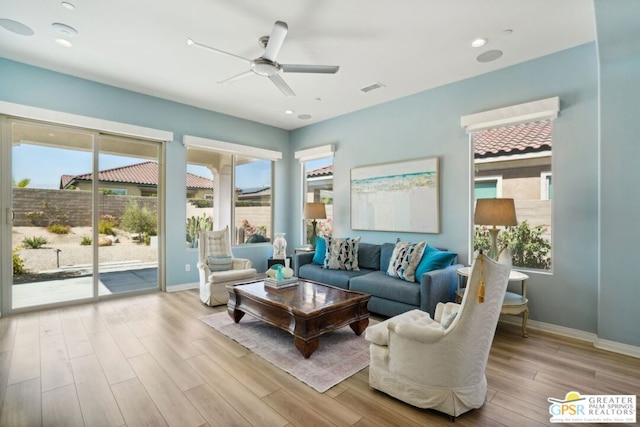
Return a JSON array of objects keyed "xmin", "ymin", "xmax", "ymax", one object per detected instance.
[{"xmin": 12, "ymin": 226, "xmax": 158, "ymax": 273}]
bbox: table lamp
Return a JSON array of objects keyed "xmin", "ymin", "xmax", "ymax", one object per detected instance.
[
  {"xmin": 474, "ymin": 198, "xmax": 517, "ymax": 260},
  {"xmin": 303, "ymin": 202, "xmax": 326, "ymax": 250}
]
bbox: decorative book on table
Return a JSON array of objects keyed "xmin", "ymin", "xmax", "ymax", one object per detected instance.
[{"xmin": 264, "ymin": 277, "xmax": 299, "ymax": 289}]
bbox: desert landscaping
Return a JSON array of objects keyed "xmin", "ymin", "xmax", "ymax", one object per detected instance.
[{"xmin": 12, "ymin": 226, "xmax": 158, "ymax": 282}]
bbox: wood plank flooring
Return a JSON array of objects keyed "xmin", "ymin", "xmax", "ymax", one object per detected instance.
[{"xmin": 0, "ymin": 289, "xmax": 638, "ymax": 426}]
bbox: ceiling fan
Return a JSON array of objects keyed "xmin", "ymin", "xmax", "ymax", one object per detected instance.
[{"xmin": 187, "ymin": 21, "xmax": 339, "ymax": 97}]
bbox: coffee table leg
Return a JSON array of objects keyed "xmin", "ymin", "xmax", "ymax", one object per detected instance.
[
  {"xmin": 294, "ymin": 337, "xmax": 319, "ymax": 359},
  {"xmin": 227, "ymin": 308, "xmax": 245, "ymax": 323},
  {"xmin": 349, "ymin": 318, "xmax": 369, "ymax": 336}
]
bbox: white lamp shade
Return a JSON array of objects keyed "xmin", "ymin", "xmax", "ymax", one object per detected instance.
[
  {"xmin": 303, "ymin": 203, "xmax": 327, "ymax": 220},
  {"xmin": 474, "ymin": 198, "xmax": 517, "ymax": 226}
]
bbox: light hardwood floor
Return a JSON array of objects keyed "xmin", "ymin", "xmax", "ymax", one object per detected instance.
[{"xmin": 0, "ymin": 289, "xmax": 638, "ymax": 426}]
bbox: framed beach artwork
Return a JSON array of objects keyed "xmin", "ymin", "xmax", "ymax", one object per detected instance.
[{"xmin": 350, "ymin": 157, "xmax": 440, "ymax": 233}]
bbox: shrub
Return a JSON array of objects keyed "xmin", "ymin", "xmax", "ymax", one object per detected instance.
[
  {"xmin": 80, "ymin": 236, "xmax": 92, "ymax": 246},
  {"xmin": 22, "ymin": 236, "xmax": 48, "ymax": 249},
  {"xmin": 26, "ymin": 200, "xmax": 69, "ymax": 227},
  {"xmin": 120, "ymin": 200, "xmax": 157, "ymax": 238},
  {"xmin": 13, "ymin": 248, "xmax": 25, "ymax": 275},
  {"xmin": 47, "ymin": 224, "xmax": 71, "ymax": 234},
  {"xmin": 474, "ymin": 220, "xmax": 552, "ymax": 270},
  {"xmin": 98, "ymin": 214, "xmax": 118, "ymax": 235}
]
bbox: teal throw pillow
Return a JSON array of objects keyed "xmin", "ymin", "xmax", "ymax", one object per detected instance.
[
  {"xmin": 312, "ymin": 237, "xmax": 327, "ymax": 265},
  {"xmin": 415, "ymin": 245, "xmax": 457, "ymax": 284}
]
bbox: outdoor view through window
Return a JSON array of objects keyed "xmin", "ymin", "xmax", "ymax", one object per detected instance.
[
  {"xmin": 304, "ymin": 156, "xmax": 333, "ymax": 244},
  {"xmin": 473, "ymin": 119, "xmax": 552, "ymax": 271},
  {"xmin": 186, "ymin": 148, "xmax": 273, "ymax": 246}
]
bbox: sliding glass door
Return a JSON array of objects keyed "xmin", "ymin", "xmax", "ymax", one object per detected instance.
[{"xmin": 1, "ymin": 117, "xmax": 161, "ymax": 313}]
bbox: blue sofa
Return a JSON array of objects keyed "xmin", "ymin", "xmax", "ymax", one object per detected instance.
[{"xmin": 294, "ymin": 242, "xmax": 462, "ymax": 318}]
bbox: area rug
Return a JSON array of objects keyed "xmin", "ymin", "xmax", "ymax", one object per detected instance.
[{"xmin": 200, "ymin": 311, "xmax": 371, "ymax": 392}]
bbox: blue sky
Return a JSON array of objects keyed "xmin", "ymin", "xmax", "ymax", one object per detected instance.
[{"xmin": 12, "ymin": 144, "xmax": 331, "ymax": 190}]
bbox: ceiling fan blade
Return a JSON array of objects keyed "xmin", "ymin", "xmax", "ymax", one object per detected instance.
[
  {"xmin": 218, "ymin": 70, "xmax": 254, "ymax": 85},
  {"xmin": 187, "ymin": 38, "xmax": 252, "ymax": 64},
  {"xmin": 262, "ymin": 21, "xmax": 288, "ymax": 62},
  {"xmin": 268, "ymin": 74, "xmax": 295, "ymax": 97},
  {"xmin": 281, "ymin": 64, "xmax": 340, "ymax": 74}
]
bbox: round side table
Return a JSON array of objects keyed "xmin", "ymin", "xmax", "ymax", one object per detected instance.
[{"xmin": 456, "ymin": 267, "xmax": 529, "ymax": 337}]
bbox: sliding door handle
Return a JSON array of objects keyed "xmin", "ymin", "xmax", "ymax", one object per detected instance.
[{"xmin": 6, "ymin": 208, "xmax": 14, "ymax": 224}]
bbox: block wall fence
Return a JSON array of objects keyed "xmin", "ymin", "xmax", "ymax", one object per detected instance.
[{"xmin": 12, "ymin": 188, "xmax": 157, "ymax": 227}]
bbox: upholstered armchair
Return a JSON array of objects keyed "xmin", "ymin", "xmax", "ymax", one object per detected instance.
[
  {"xmin": 197, "ymin": 226, "xmax": 257, "ymax": 306},
  {"xmin": 365, "ymin": 250, "xmax": 511, "ymax": 418}
]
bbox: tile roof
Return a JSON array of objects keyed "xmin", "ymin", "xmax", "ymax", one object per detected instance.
[
  {"xmin": 60, "ymin": 161, "xmax": 213, "ymax": 189},
  {"xmin": 473, "ymin": 120, "xmax": 552, "ymax": 158},
  {"xmin": 307, "ymin": 165, "xmax": 333, "ymax": 177}
]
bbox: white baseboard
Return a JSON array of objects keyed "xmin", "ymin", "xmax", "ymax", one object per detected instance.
[
  {"xmin": 166, "ymin": 282, "xmax": 198, "ymax": 292},
  {"xmin": 594, "ymin": 338, "xmax": 640, "ymax": 359},
  {"xmin": 499, "ymin": 315, "xmax": 640, "ymax": 359}
]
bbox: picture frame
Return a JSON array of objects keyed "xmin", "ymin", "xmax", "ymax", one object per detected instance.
[{"xmin": 350, "ymin": 157, "xmax": 439, "ymax": 233}]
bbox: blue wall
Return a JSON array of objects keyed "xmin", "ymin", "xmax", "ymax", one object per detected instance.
[
  {"xmin": 291, "ymin": 44, "xmax": 601, "ymax": 337},
  {"xmin": 595, "ymin": 0, "xmax": 640, "ymax": 346},
  {"xmin": 0, "ymin": 58, "xmax": 290, "ymax": 287}
]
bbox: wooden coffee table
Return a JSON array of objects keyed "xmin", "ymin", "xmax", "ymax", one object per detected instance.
[{"xmin": 226, "ymin": 279, "xmax": 370, "ymax": 358}]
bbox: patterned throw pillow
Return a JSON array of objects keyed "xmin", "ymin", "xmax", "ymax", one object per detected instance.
[
  {"xmin": 323, "ymin": 237, "xmax": 361, "ymax": 271},
  {"xmin": 386, "ymin": 241, "xmax": 427, "ymax": 282},
  {"xmin": 207, "ymin": 256, "xmax": 232, "ymax": 271}
]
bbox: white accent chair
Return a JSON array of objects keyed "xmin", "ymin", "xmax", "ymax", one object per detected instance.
[
  {"xmin": 365, "ymin": 250, "xmax": 511, "ymax": 418},
  {"xmin": 197, "ymin": 226, "xmax": 257, "ymax": 306}
]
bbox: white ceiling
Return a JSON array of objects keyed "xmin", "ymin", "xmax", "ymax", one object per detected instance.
[{"xmin": 0, "ymin": 0, "xmax": 595, "ymax": 130}]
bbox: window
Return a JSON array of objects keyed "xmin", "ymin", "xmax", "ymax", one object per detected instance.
[
  {"xmin": 235, "ymin": 156, "xmax": 272, "ymax": 245},
  {"xmin": 473, "ymin": 176, "xmax": 502, "ymax": 200},
  {"xmin": 541, "ymin": 172, "xmax": 552, "ymax": 200},
  {"xmin": 184, "ymin": 136, "xmax": 281, "ymax": 247},
  {"xmin": 295, "ymin": 145, "xmax": 335, "ymax": 245},
  {"xmin": 462, "ymin": 97, "xmax": 558, "ymax": 271}
]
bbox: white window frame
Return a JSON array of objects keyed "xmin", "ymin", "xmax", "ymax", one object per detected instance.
[
  {"xmin": 474, "ymin": 175, "xmax": 503, "ymax": 198},
  {"xmin": 183, "ymin": 135, "xmax": 281, "ymax": 246},
  {"xmin": 541, "ymin": 171, "xmax": 552, "ymax": 200},
  {"xmin": 295, "ymin": 144, "xmax": 335, "ymax": 245},
  {"xmin": 461, "ymin": 97, "xmax": 559, "ymax": 268}
]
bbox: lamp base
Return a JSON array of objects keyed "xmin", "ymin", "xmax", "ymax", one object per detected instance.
[
  {"xmin": 488, "ymin": 227, "xmax": 500, "ymax": 260},
  {"xmin": 309, "ymin": 220, "xmax": 318, "ymax": 250}
]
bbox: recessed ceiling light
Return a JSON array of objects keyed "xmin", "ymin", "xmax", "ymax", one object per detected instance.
[
  {"xmin": 476, "ymin": 50, "xmax": 503, "ymax": 63},
  {"xmin": 52, "ymin": 22, "xmax": 78, "ymax": 37},
  {"xmin": 471, "ymin": 38, "xmax": 487, "ymax": 48},
  {"xmin": 55, "ymin": 38, "xmax": 73, "ymax": 47},
  {"xmin": 297, "ymin": 114, "xmax": 312, "ymax": 120},
  {"xmin": 315, "ymin": 97, "xmax": 322, "ymax": 101},
  {"xmin": 284, "ymin": 109, "xmax": 294, "ymax": 115},
  {"xmin": 61, "ymin": 2, "xmax": 76, "ymax": 10},
  {"xmin": 0, "ymin": 18, "xmax": 34, "ymax": 36},
  {"xmin": 502, "ymin": 29, "xmax": 513, "ymax": 37}
]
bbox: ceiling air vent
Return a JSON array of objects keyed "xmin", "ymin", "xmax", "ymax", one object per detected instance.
[{"xmin": 360, "ymin": 82, "xmax": 386, "ymax": 93}]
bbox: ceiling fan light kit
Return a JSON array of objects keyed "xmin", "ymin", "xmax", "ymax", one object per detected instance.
[{"xmin": 188, "ymin": 20, "xmax": 339, "ymax": 97}]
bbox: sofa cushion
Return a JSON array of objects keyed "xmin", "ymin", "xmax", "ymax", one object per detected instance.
[
  {"xmin": 415, "ymin": 245, "xmax": 458, "ymax": 284},
  {"xmin": 299, "ymin": 264, "xmax": 372, "ymax": 289},
  {"xmin": 379, "ymin": 243, "xmax": 396, "ymax": 272},
  {"xmin": 350, "ymin": 271, "xmax": 420, "ymax": 306},
  {"xmin": 312, "ymin": 237, "xmax": 327, "ymax": 265},
  {"xmin": 207, "ymin": 255, "xmax": 232, "ymax": 271},
  {"xmin": 324, "ymin": 237, "xmax": 361, "ymax": 270},
  {"xmin": 387, "ymin": 241, "xmax": 427, "ymax": 282},
  {"xmin": 357, "ymin": 243, "xmax": 381, "ymax": 270}
]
